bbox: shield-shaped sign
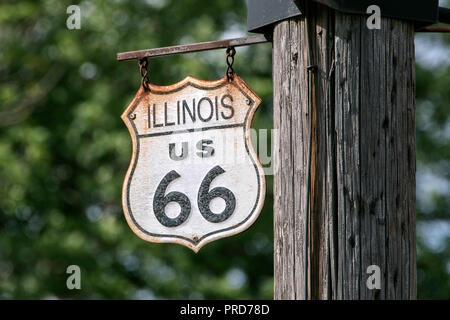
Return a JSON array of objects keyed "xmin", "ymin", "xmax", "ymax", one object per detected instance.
[{"xmin": 121, "ymin": 75, "xmax": 265, "ymax": 252}]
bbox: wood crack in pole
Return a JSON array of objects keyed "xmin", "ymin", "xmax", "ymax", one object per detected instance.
[{"xmin": 273, "ymin": 1, "xmax": 416, "ymax": 300}]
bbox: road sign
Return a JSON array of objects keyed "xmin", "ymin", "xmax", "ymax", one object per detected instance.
[{"xmin": 121, "ymin": 75, "xmax": 266, "ymax": 252}]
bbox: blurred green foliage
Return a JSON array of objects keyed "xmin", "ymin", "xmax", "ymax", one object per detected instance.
[
  {"xmin": 416, "ymin": 62, "xmax": 450, "ymax": 299},
  {"xmin": 0, "ymin": 0, "xmax": 273, "ymax": 299},
  {"xmin": 0, "ymin": 0, "xmax": 448, "ymax": 299}
]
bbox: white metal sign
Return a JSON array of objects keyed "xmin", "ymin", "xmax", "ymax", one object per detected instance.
[{"xmin": 121, "ymin": 75, "xmax": 265, "ymax": 252}]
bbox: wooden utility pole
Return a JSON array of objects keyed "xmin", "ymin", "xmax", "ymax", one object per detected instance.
[{"xmin": 273, "ymin": 2, "xmax": 416, "ymax": 299}]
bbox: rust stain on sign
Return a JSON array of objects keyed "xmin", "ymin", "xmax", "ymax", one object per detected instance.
[{"xmin": 121, "ymin": 75, "xmax": 266, "ymax": 252}]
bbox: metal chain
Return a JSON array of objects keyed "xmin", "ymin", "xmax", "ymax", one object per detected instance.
[
  {"xmin": 138, "ymin": 57, "xmax": 150, "ymax": 90},
  {"xmin": 226, "ymin": 47, "xmax": 236, "ymax": 82}
]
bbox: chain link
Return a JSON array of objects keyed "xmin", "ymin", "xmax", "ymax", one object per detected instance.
[
  {"xmin": 139, "ymin": 50, "xmax": 236, "ymax": 87},
  {"xmin": 139, "ymin": 58, "xmax": 150, "ymax": 90},
  {"xmin": 226, "ymin": 47, "xmax": 236, "ymax": 82}
]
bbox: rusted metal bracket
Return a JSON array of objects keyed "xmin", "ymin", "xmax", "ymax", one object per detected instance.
[
  {"xmin": 116, "ymin": 35, "xmax": 270, "ymax": 61},
  {"xmin": 417, "ymin": 27, "xmax": 450, "ymax": 33}
]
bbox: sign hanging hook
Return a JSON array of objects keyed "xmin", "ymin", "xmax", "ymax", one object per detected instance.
[
  {"xmin": 138, "ymin": 57, "xmax": 150, "ymax": 91},
  {"xmin": 226, "ymin": 46, "xmax": 236, "ymax": 82}
]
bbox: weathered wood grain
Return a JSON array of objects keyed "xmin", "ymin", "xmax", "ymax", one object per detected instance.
[{"xmin": 273, "ymin": 3, "xmax": 416, "ymax": 299}]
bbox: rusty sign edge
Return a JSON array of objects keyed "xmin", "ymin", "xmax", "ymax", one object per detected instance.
[{"xmin": 120, "ymin": 75, "xmax": 266, "ymax": 253}]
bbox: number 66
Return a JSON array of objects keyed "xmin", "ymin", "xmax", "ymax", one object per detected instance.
[{"xmin": 153, "ymin": 166, "xmax": 236, "ymax": 227}]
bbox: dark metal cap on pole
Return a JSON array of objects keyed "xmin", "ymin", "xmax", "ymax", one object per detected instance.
[
  {"xmin": 247, "ymin": 0, "xmax": 302, "ymax": 33},
  {"xmin": 439, "ymin": 7, "xmax": 450, "ymax": 24},
  {"xmin": 248, "ymin": 0, "xmax": 447, "ymax": 32}
]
